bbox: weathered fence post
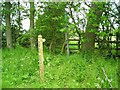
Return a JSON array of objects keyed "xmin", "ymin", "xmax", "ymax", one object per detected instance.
[
  {"xmin": 38, "ymin": 35, "xmax": 45, "ymax": 82},
  {"xmin": 65, "ymin": 32, "xmax": 70, "ymax": 56}
]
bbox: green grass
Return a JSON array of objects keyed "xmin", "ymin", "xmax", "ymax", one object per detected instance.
[
  {"xmin": 0, "ymin": 49, "xmax": 2, "ymax": 89},
  {"xmin": 2, "ymin": 46, "xmax": 118, "ymax": 88}
]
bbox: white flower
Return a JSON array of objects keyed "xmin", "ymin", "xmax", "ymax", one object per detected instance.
[
  {"xmin": 48, "ymin": 63, "xmax": 50, "ymax": 66},
  {"xmin": 108, "ymin": 79, "xmax": 112, "ymax": 82},
  {"xmin": 101, "ymin": 80, "xmax": 104, "ymax": 83},
  {"xmin": 97, "ymin": 77, "xmax": 101, "ymax": 80},
  {"xmin": 95, "ymin": 83, "xmax": 101, "ymax": 88}
]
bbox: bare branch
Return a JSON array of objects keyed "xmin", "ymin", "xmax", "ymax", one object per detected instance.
[{"xmin": 84, "ymin": 0, "xmax": 91, "ymax": 8}]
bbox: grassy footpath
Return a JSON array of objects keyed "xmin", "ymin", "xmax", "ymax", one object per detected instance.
[{"xmin": 2, "ymin": 46, "xmax": 118, "ymax": 88}]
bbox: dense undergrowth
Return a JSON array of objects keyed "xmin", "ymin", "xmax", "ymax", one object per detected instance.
[{"xmin": 2, "ymin": 46, "xmax": 118, "ymax": 88}]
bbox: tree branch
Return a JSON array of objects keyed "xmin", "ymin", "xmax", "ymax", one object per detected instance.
[{"xmin": 68, "ymin": 4, "xmax": 80, "ymax": 35}]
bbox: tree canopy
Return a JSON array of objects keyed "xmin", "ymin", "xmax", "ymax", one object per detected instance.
[{"xmin": 1, "ymin": 1, "xmax": 120, "ymax": 56}]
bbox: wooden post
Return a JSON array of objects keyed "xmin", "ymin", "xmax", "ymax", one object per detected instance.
[
  {"xmin": 65, "ymin": 32, "xmax": 70, "ymax": 56},
  {"xmin": 38, "ymin": 35, "xmax": 45, "ymax": 82},
  {"xmin": 116, "ymin": 33, "xmax": 118, "ymax": 57}
]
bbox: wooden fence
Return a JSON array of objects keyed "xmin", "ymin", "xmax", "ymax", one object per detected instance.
[{"xmin": 65, "ymin": 33, "xmax": 120, "ymax": 57}]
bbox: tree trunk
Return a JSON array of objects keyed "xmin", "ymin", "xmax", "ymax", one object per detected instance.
[
  {"xmin": 82, "ymin": 2, "xmax": 105, "ymax": 52},
  {"xmin": 17, "ymin": 1, "xmax": 21, "ymax": 41},
  {"xmin": 61, "ymin": 34, "xmax": 66, "ymax": 54},
  {"xmin": 49, "ymin": 30, "xmax": 56, "ymax": 54},
  {"xmin": 0, "ymin": 3, "xmax": 2, "ymax": 49},
  {"xmin": 18, "ymin": 1, "xmax": 21, "ymax": 32},
  {"xmin": 5, "ymin": 2, "xmax": 12, "ymax": 48},
  {"xmin": 30, "ymin": 1, "xmax": 35, "ymax": 49}
]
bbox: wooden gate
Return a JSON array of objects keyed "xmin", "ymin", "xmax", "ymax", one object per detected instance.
[{"xmin": 65, "ymin": 33, "xmax": 120, "ymax": 57}]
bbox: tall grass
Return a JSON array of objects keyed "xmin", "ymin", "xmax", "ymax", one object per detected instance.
[
  {"xmin": 0, "ymin": 48, "xmax": 2, "ymax": 89},
  {"xmin": 2, "ymin": 46, "xmax": 118, "ymax": 88}
]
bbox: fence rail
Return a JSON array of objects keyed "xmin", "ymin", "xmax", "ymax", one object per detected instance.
[
  {"xmin": 95, "ymin": 40, "xmax": 120, "ymax": 43},
  {"xmin": 66, "ymin": 38, "xmax": 120, "ymax": 57},
  {"xmin": 69, "ymin": 39, "xmax": 79, "ymax": 41}
]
